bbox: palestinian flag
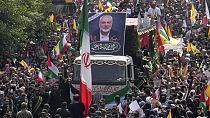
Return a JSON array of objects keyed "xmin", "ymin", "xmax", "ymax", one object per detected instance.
[
  {"xmin": 47, "ymin": 54, "xmax": 59, "ymax": 78},
  {"xmin": 79, "ymin": 0, "xmax": 92, "ymax": 116},
  {"xmin": 37, "ymin": 69, "xmax": 45, "ymax": 83},
  {"xmin": 54, "ymin": 33, "xmax": 70, "ymax": 59},
  {"xmin": 158, "ymin": 24, "xmax": 170, "ymax": 44}
]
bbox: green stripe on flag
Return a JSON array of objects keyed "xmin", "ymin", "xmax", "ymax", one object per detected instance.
[
  {"xmin": 59, "ymin": 37, "xmax": 64, "ymax": 54},
  {"xmin": 159, "ymin": 30, "xmax": 169, "ymax": 41},
  {"xmin": 79, "ymin": 0, "xmax": 89, "ymax": 48},
  {"xmin": 47, "ymin": 70, "xmax": 58, "ymax": 79},
  {"xmin": 200, "ymin": 102, "xmax": 207, "ymax": 116},
  {"xmin": 105, "ymin": 85, "xmax": 129, "ymax": 104}
]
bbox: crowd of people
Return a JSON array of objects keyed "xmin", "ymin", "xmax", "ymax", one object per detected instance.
[{"xmin": 0, "ymin": 0, "xmax": 210, "ymax": 118}]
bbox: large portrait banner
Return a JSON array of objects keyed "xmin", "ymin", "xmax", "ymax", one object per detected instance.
[{"xmin": 88, "ymin": 12, "xmax": 126, "ymax": 55}]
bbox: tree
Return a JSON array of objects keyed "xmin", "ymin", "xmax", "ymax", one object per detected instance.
[{"xmin": 0, "ymin": 0, "xmax": 53, "ymax": 64}]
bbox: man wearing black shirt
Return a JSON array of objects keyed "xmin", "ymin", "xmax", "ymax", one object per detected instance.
[{"xmin": 69, "ymin": 94, "xmax": 85, "ymax": 118}]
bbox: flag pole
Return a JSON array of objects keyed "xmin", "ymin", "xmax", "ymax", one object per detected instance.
[{"xmin": 185, "ymin": 61, "xmax": 193, "ymax": 100}]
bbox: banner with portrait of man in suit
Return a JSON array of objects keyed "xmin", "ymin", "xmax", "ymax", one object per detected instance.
[{"xmin": 89, "ymin": 12, "xmax": 126, "ymax": 55}]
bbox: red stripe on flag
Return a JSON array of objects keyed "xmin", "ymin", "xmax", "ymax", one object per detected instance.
[
  {"xmin": 63, "ymin": 43, "xmax": 70, "ymax": 52},
  {"xmin": 140, "ymin": 33, "xmax": 149, "ymax": 49},
  {"xmin": 37, "ymin": 77, "xmax": 44, "ymax": 83},
  {"xmin": 67, "ymin": 32, "xmax": 71, "ymax": 42},
  {"xmin": 156, "ymin": 27, "xmax": 164, "ymax": 52},
  {"xmin": 47, "ymin": 53, "xmax": 52, "ymax": 67},
  {"xmin": 58, "ymin": 54, "xmax": 63, "ymax": 60},
  {"xmin": 80, "ymin": 81, "xmax": 92, "ymax": 116}
]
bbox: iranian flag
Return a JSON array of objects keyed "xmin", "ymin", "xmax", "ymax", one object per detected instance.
[
  {"xmin": 47, "ymin": 54, "xmax": 59, "ymax": 78},
  {"xmin": 152, "ymin": 88, "xmax": 160, "ymax": 100},
  {"xmin": 54, "ymin": 33, "xmax": 70, "ymax": 59},
  {"xmin": 79, "ymin": 0, "xmax": 92, "ymax": 116},
  {"xmin": 37, "ymin": 69, "xmax": 45, "ymax": 83},
  {"xmin": 200, "ymin": 89, "xmax": 208, "ymax": 116}
]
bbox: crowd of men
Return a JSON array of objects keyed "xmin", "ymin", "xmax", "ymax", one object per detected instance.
[{"xmin": 0, "ymin": 0, "xmax": 210, "ymax": 117}]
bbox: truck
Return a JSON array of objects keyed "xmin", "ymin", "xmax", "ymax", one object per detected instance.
[{"xmin": 72, "ymin": 55, "xmax": 134, "ymax": 102}]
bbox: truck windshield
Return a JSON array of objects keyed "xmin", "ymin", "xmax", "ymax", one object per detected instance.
[{"xmin": 73, "ymin": 64, "xmax": 126, "ymax": 84}]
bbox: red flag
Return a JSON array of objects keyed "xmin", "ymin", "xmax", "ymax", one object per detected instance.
[
  {"xmin": 124, "ymin": 103, "xmax": 129, "ymax": 117},
  {"xmin": 152, "ymin": 88, "xmax": 160, "ymax": 100},
  {"xmin": 67, "ymin": 32, "xmax": 71, "ymax": 42},
  {"xmin": 200, "ymin": 0, "xmax": 203, "ymax": 5},
  {"xmin": 202, "ymin": 14, "xmax": 207, "ymax": 27},
  {"xmin": 42, "ymin": 42, "xmax": 48, "ymax": 54},
  {"xmin": 156, "ymin": 27, "xmax": 164, "ymax": 52},
  {"xmin": 140, "ymin": 33, "xmax": 149, "ymax": 49}
]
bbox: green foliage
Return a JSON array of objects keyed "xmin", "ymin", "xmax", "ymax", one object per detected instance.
[{"xmin": 0, "ymin": 0, "xmax": 53, "ymax": 59}]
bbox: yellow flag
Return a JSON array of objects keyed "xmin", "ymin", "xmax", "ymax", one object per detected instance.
[
  {"xmin": 104, "ymin": 1, "xmax": 112, "ymax": 13},
  {"xmin": 208, "ymin": 27, "xmax": 210, "ymax": 39},
  {"xmin": 187, "ymin": 42, "xmax": 191, "ymax": 52},
  {"xmin": 73, "ymin": 19, "xmax": 77, "ymax": 30},
  {"xmin": 190, "ymin": 3, "xmax": 197, "ymax": 24},
  {"xmin": 209, "ymin": 99, "xmax": 210, "ymax": 110},
  {"xmin": 62, "ymin": 22, "xmax": 65, "ymax": 28},
  {"xmin": 104, "ymin": 7, "xmax": 112, "ymax": 13},
  {"xmin": 28, "ymin": 68, "xmax": 35, "ymax": 73},
  {"xmin": 19, "ymin": 60, "xmax": 28, "ymax": 68},
  {"xmin": 191, "ymin": 43, "xmax": 200, "ymax": 54},
  {"xmin": 49, "ymin": 14, "xmax": 54, "ymax": 23},
  {"xmin": 180, "ymin": 64, "xmax": 183, "ymax": 76},
  {"xmin": 186, "ymin": 42, "xmax": 200, "ymax": 54},
  {"xmin": 183, "ymin": 64, "xmax": 188, "ymax": 76},
  {"xmin": 65, "ymin": 0, "xmax": 72, "ymax": 3},
  {"xmin": 167, "ymin": 111, "xmax": 172, "ymax": 118},
  {"xmin": 167, "ymin": 26, "xmax": 172, "ymax": 37},
  {"xmin": 164, "ymin": 24, "xmax": 168, "ymax": 33},
  {"xmin": 204, "ymin": 81, "xmax": 210, "ymax": 97},
  {"xmin": 98, "ymin": 1, "xmax": 103, "ymax": 10},
  {"xmin": 56, "ymin": 23, "xmax": 61, "ymax": 31},
  {"xmin": 169, "ymin": 67, "xmax": 174, "ymax": 78}
]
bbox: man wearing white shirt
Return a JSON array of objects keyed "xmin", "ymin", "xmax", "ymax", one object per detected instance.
[{"xmin": 147, "ymin": 1, "xmax": 161, "ymax": 23}]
